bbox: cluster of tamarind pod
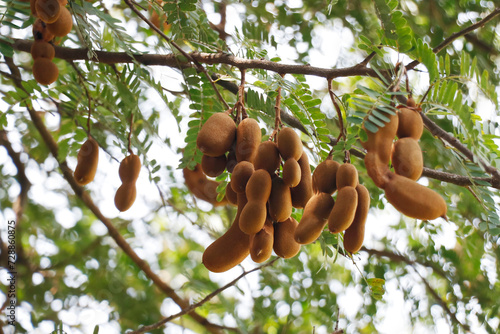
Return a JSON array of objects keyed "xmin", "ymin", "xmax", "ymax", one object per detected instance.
[
  {"xmin": 30, "ymin": 0, "xmax": 73, "ymax": 85},
  {"xmin": 73, "ymin": 137, "xmax": 141, "ymax": 212},
  {"xmin": 362, "ymin": 98, "xmax": 447, "ymax": 220}
]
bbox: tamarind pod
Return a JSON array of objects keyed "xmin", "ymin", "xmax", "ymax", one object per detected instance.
[
  {"xmin": 201, "ymin": 154, "xmax": 227, "ymax": 177},
  {"xmin": 183, "ymin": 165, "xmax": 227, "ymax": 206},
  {"xmin": 312, "ymin": 159, "xmax": 340, "ymax": 195},
  {"xmin": 236, "ymin": 118, "xmax": 261, "ymax": 163},
  {"xmin": 291, "ymin": 151, "xmax": 313, "ymax": 208},
  {"xmin": 226, "ymin": 147, "xmax": 237, "ymax": 173},
  {"xmin": 114, "ymin": 183, "xmax": 137, "ymax": 212},
  {"xmin": 46, "ymin": 6, "xmax": 72, "ymax": 37},
  {"xmin": 30, "ymin": 41, "xmax": 55, "ymax": 60},
  {"xmin": 253, "ymin": 141, "xmax": 281, "ymax": 174},
  {"xmin": 336, "ymin": 163, "xmax": 358, "ymax": 190},
  {"xmin": 30, "ymin": 0, "xmax": 38, "ymax": 17},
  {"xmin": 33, "ymin": 19, "xmax": 55, "ymax": 42},
  {"xmin": 231, "ymin": 161, "xmax": 254, "ymax": 193},
  {"xmin": 35, "ymin": 0, "xmax": 60, "ymax": 23},
  {"xmin": 397, "ymin": 108, "xmax": 423, "ymax": 140},
  {"xmin": 33, "ymin": 58, "xmax": 58, "ymax": 85},
  {"xmin": 277, "ymin": 127, "xmax": 303, "ymax": 161},
  {"xmin": 225, "ymin": 181, "xmax": 238, "ymax": 206},
  {"xmin": 202, "ymin": 193, "xmax": 250, "ymax": 273},
  {"xmin": 196, "ymin": 112, "xmax": 236, "ymax": 157},
  {"xmin": 343, "ymin": 184, "xmax": 370, "ymax": 253},
  {"xmin": 268, "ymin": 177, "xmax": 292, "ymax": 222},
  {"xmin": 273, "ymin": 217, "xmax": 301, "ymax": 258},
  {"xmin": 118, "ymin": 154, "xmax": 141, "ymax": 184},
  {"xmin": 249, "ymin": 220, "xmax": 274, "ymax": 263},
  {"xmin": 245, "ymin": 169, "xmax": 272, "ymax": 202},
  {"xmin": 328, "ymin": 186, "xmax": 358, "ymax": 233},
  {"xmin": 406, "ymin": 97, "xmax": 416, "ymax": 108},
  {"xmin": 239, "ymin": 201, "xmax": 268, "ymax": 235},
  {"xmin": 364, "ymin": 152, "xmax": 391, "ymax": 189},
  {"xmin": 294, "ymin": 193, "xmax": 334, "ymax": 244},
  {"xmin": 361, "ymin": 112, "xmax": 398, "ymax": 164},
  {"xmin": 384, "ymin": 173, "xmax": 447, "ymax": 220},
  {"xmin": 282, "ymin": 158, "xmax": 301, "ymax": 188},
  {"xmin": 74, "ymin": 137, "xmax": 99, "ymax": 185},
  {"xmin": 392, "ymin": 138, "xmax": 423, "ymax": 180}
]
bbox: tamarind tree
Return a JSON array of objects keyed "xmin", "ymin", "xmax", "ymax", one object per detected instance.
[{"xmin": 1, "ymin": 0, "xmax": 500, "ymax": 333}]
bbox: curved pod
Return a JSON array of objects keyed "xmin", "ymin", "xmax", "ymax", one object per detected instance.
[
  {"xmin": 253, "ymin": 141, "xmax": 281, "ymax": 174},
  {"xmin": 201, "ymin": 154, "xmax": 227, "ymax": 177},
  {"xmin": 236, "ymin": 118, "xmax": 261, "ymax": 163},
  {"xmin": 361, "ymin": 112, "xmax": 399, "ymax": 164},
  {"xmin": 397, "ymin": 108, "xmax": 423, "ymax": 140},
  {"xmin": 336, "ymin": 163, "xmax": 358, "ymax": 190},
  {"xmin": 239, "ymin": 201, "xmax": 268, "ymax": 235},
  {"xmin": 118, "ymin": 154, "xmax": 141, "ymax": 184},
  {"xmin": 343, "ymin": 184, "xmax": 371, "ymax": 253},
  {"xmin": 196, "ymin": 113, "xmax": 236, "ymax": 157},
  {"xmin": 312, "ymin": 159, "xmax": 340, "ymax": 195},
  {"xmin": 277, "ymin": 127, "xmax": 303, "ymax": 161},
  {"xmin": 249, "ymin": 221, "xmax": 274, "ymax": 263},
  {"xmin": 231, "ymin": 161, "xmax": 255, "ymax": 193},
  {"xmin": 282, "ymin": 158, "xmax": 301, "ymax": 188},
  {"xmin": 74, "ymin": 137, "xmax": 99, "ymax": 185},
  {"xmin": 268, "ymin": 177, "xmax": 292, "ymax": 222},
  {"xmin": 392, "ymin": 138, "xmax": 423, "ymax": 181},
  {"xmin": 291, "ymin": 152, "xmax": 313, "ymax": 208},
  {"xmin": 328, "ymin": 186, "xmax": 358, "ymax": 233},
  {"xmin": 294, "ymin": 193, "xmax": 334, "ymax": 244},
  {"xmin": 273, "ymin": 217, "xmax": 301, "ymax": 258},
  {"xmin": 114, "ymin": 183, "xmax": 137, "ymax": 212}
]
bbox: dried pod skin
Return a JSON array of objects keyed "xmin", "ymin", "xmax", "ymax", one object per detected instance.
[
  {"xmin": 268, "ymin": 177, "xmax": 292, "ymax": 222},
  {"xmin": 294, "ymin": 193, "xmax": 334, "ymax": 244},
  {"xmin": 291, "ymin": 152, "xmax": 313, "ymax": 208},
  {"xmin": 397, "ymin": 108, "xmax": 423, "ymax": 140},
  {"xmin": 239, "ymin": 201, "xmax": 268, "ymax": 235},
  {"xmin": 231, "ymin": 161, "xmax": 254, "ymax": 193},
  {"xmin": 364, "ymin": 152, "xmax": 391, "ymax": 188},
  {"xmin": 312, "ymin": 159, "xmax": 340, "ymax": 194},
  {"xmin": 33, "ymin": 19, "xmax": 55, "ymax": 42},
  {"xmin": 273, "ymin": 217, "xmax": 301, "ymax": 258},
  {"xmin": 46, "ymin": 6, "xmax": 72, "ymax": 37},
  {"xmin": 249, "ymin": 221, "xmax": 274, "ymax": 263},
  {"xmin": 336, "ymin": 163, "xmax": 359, "ymax": 190},
  {"xmin": 384, "ymin": 173, "xmax": 447, "ymax": 220},
  {"xmin": 361, "ymin": 112, "xmax": 399, "ymax": 164},
  {"xmin": 30, "ymin": 41, "xmax": 55, "ymax": 60},
  {"xmin": 277, "ymin": 127, "xmax": 303, "ymax": 161},
  {"xmin": 253, "ymin": 141, "xmax": 280, "ymax": 174},
  {"xmin": 33, "ymin": 58, "xmax": 58, "ymax": 85},
  {"xmin": 74, "ymin": 138, "xmax": 99, "ymax": 185},
  {"xmin": 343, "ymin": 184, "xmax": 370, "ymax": 253},
  {"xmin": 36, "ymin": 0, "xmax": 61, "ymax": 23},
  {"xmin": 245, "ymin": 169, "xmax": 272, "ymax": 202},
  {"xmin": 225, "ymin": 181, "xmax": 238, "ymax": 206},
  {"xmin": 201, "ymin": 154, "xmax": 227, "ymax": 177},
  {"xmin": 282, "ymin": 158, "xmax": 301, "ymax": 188},
  {"xmin": 392, "ymin": 138, "xmax": 423, "ymax": 180},
  {"xmin": 202, "ymin": 194, "xmax": 250, "ymax": 273},
  {"xmin": 183, "ymin": 165, "xmax": 227, "ymax": 206},
  {"xmin": 119, "ymin": 154, "xmax": 141, "ymax": 184},
  {"xmin": 328, "ymin": 186, "xmax": 358, "ymax": 233},
  {"xmin": 196, "ymin": 113, "xmax": 236, "ymax": 157},
  {"xmin": 114, "ymin": 183, "xmax": 137, "ymax": 212},
  {"xmin": 236, "ymin": 118, "xmax": 261, "ymax": 163}
]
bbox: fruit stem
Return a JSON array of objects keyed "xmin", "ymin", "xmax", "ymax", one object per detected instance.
[
  {"xmin": 327, "ymin": 78, "xmax": 346, "ymax": 142},
  {"xmin": 270, "ymin": 74, "xmax": 285, "ymax": 141},
  {"xmin": 236, "ymin": 69, "xmax": 247, "ymax": 120},
  {"xmin": 128, "ymin": 110, "xmax": 134, "ymax": 155}
]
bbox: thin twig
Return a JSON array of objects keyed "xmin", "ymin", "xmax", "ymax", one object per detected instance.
[
  {"xmin": 128, "ymin": 110, "xmax": 134, "ymax": 154},
  {"xmin": 270, "ymin": 74, "xmax": 285, "ymax": 140},
  {"xmin": 327, "ymin": 79, "xmax": 345, "ymax": 142}
]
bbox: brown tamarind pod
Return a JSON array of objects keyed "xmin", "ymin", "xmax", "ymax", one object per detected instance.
[
  {"xmin": 114, "ymin": 183, "xmax": 137, "ymax": 212},
  {"xmin": 364, "ymin": 152, "xmax": 391, "ymax": 188},
  {"xmin": 201, "ymin": 154, "xmax": 227, "ymax": 177},
  {"xmin": 384, "ymin": 173, "xmax": 447, "ymax": 220},
  {"xmin": 268, "ymin": 177, "xmax": 292, "ymax": 222},
  {"xmin": 328, "ymin": 186, "xmax": 358, "ymax": 233},
  {"xmin": 361, "ymin": 112, "xmax": 399, "ymax": 164},
  {"xmin": 277, "ymin": 127, "xmax": 303, "ymax": 161},
  {"xmin": 406, "ymin": 97, "xmax": 416, "ymax": 108},
  {"xmin": 392, "ymin": 138, "xmax": 423, "ymax": 180},
  {"xmin": 35, "ymin": 0, "xmax": 61, "ymax": 23},
  {"xmin": 294, "ymin": 193, "xmax": 334, "ymax": 244},
  {"xmin": 249, "ymin": 220, "xmax": 274, "ymax": 263},
  {"xmin": 343, "ymin": 184, "xmax": 370, "ymax": 253},
  {"xmin": 196, "ymin": 112, "xmax": 236, "ymax": 157},
  {"xmin": 46, "ymin": 6, "xmax": 72, "ymax": 37},
  {"xmin": 282, "ymin": 158, "xmax": 301, "ymax": 188},
  {"xmin": 30, "ymin": 0, "xmax": 38, "ymax": 17},
  {"xmin": 74, "ymin": 137, "xmax": 99, "ymax": 185},
  {"xmin": 336, "ymin": 163, "xmax": 358, "ymax": 189},
  {"xmin": 312, "ymin": 159, "xmax": 339, "ymax": 195},
  {"xmin": 33, "ymin": 58, "xmax": 58, "ymax": 85},
  {"xmin": 226, "ymin": 147, "xmax": 237, "ymax": 173},
  {"xmin": 273, "ymin": 217, "xmax": 301, "ymax": 258},
  {"xmin": 183, "ymin": 165, "xmax": 227, "ymax": 206},
  {"xmin": 291, "ymin": 151, "xmax": 313, "ymax": 208},
  {"xmin": 30, "ymin": 40, "xmax": 55, "ymax": 60},
  {"xmin": 239, "ymin": 201, "xmax": 268, "ymax": 235},
  {"xmin": 231, "ymin": 161, "xmax": 254, "ymax": 193},
  {"xmin": 236, "ymin": 117, "xmax": 261, "ymax": 163},
  {"xmin": 397, "ymin": 108, "xmax": 423, "ymax": 140},
  {"xmin": 202, "ymin": 193, "xmax": 250, "ymax": 272},
  {"xmin": 33, "ymin": 19, "xmax": 55, "ymax": 42},
  {"xmin": 225, "ymin": 181, "xmax": 238, "ymax": 206},
  {"xmin": 253, "ymin": 141, "xmax": 280, "ymax": 174},
  {"xmin": 245, "ymin": 169, "xmax": 272, "ymax": 202},
  {"xmin": 119, "ymin": 154, "xmax": 141, "ymax": 183}
]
